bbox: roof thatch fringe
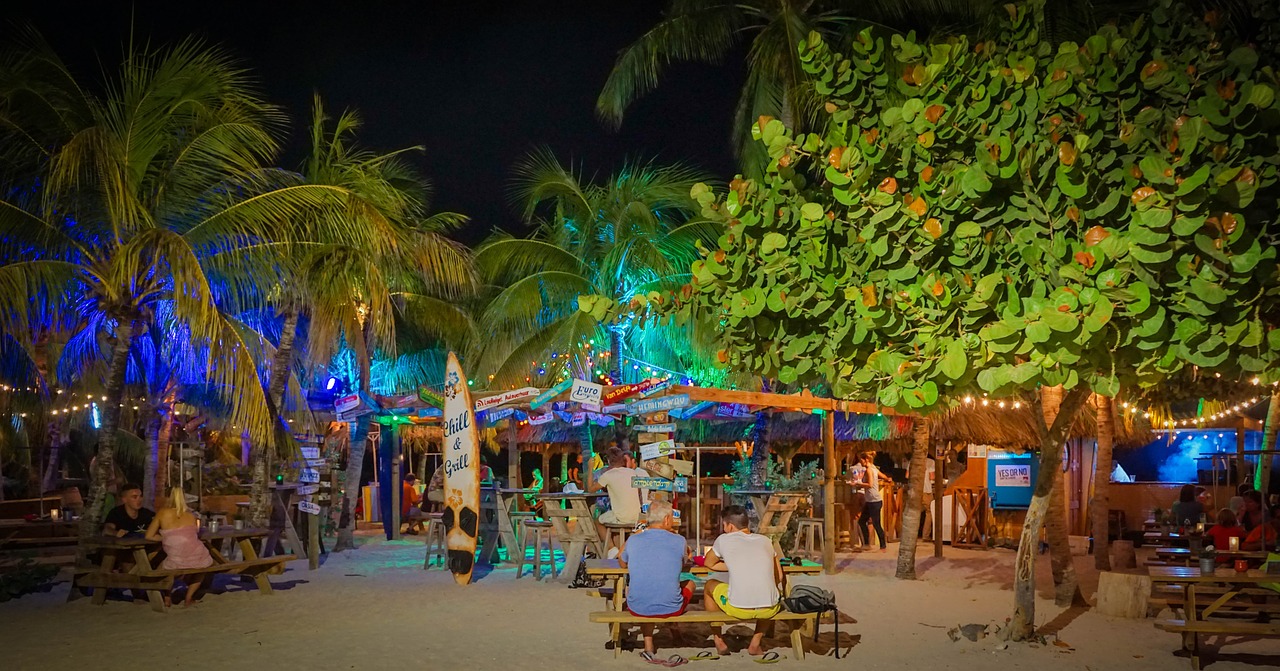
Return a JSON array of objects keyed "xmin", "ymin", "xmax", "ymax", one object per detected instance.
[{"xmin": 928, "ymin": 400, "xmax": 1152, "ymax": 451}]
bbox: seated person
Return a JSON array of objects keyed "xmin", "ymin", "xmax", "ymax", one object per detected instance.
[
  {"xmin": 1239, "ymin": 490, "xmax": 1267, "ymax": 532},
  {"xmin": 1205, "ymin": 508, "xmax": 1246, "ymax": 562},
  {"xmin": 618, "ymin": 501, "xmax": 695, "ymax": 659},
  {"xmin": 402, "ymin": 473, "xmax": 424, "ymax": 533},
  {"xmin": 589, "ymin": 448, "xmax": 646, "ymax": 552},
  {"xmin": 1170, "ymin": 484, "xmax": 1205, "ymax": 526},
  {"xmin": 1241, "ymin": 507, "xmax": 1279, "ymax": 551},
  {"xmin": 145, "ymin": 486, "xmax": 214, "ymax": 607},
  {"xmin": 101, "ymin": 483, "xmax": 155, "ymax": 538},
  {"xmin": 703, "ymin": 505, "xmax": 783, "ymax": 657}
]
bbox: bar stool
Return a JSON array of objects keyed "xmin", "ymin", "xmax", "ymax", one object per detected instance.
[
  {"xmin": 517, "ymin": 520, "xmax": 558, "ymax": 580},
  {"xmin": 793, "ymin": 517, "xmax": 824, "ymax": 561},
  {"xmin": 422, "ymin": 513, "xmax": 446, "ymax": 569},
  {"xmin": 510, "ymin": 511, "xmax": 538, "ymax": 547},
  {"xmin": 603, "ymin": 523, "xmax": 636, "ymax": 554}
]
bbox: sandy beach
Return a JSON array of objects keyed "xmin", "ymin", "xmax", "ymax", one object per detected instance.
[{"xmin": 1, "ymin": 536, "xmax": 1274, "ymax": 671}]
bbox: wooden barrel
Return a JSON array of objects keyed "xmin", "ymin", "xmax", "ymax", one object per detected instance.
[{"xmin": 1110, "ymin": 539, "xmax": 1137, "ymax": 569}]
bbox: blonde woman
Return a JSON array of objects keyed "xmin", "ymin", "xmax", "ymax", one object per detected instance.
[{"xmin": 145, "ymin": 486, "xmax": 214, "ymax": 607}]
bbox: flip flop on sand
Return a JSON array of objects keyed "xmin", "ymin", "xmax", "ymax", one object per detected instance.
[
  {"xmin": 640, "ymin": 652, "xmax": 688, "ymax": 667},
  {"xmin": 690, "ymin": 651, "xmax": 720, "ymax": 661},
  {"xmin": 753, "ymin": 651, "xmax": 783, "ymax": 664}
]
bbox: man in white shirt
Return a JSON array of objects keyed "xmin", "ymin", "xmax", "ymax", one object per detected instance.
[
  {"xmin": 702, "ymin": 505, "xmax": 783, "ymax": 657},
  {"xmin": 589, "ymin": 447, "xmax": 646, "ymax": 552}
]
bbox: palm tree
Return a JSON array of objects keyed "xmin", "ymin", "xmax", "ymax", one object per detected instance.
[
  {"xmin": 0, "ymin": 36, "xmax": 363, "ymax": 552},
  {"xmin": 242, "ymin": 96, "xmax": 472, "ymax": 533},
  {"xmin": 475, "ymin": 149, "xmax": 717, "ymax": 463}
]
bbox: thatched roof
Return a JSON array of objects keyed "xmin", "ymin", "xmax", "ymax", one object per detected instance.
[{"xmin": 928, "ymin": 401, "xmax": 1153, "ymax": 451}]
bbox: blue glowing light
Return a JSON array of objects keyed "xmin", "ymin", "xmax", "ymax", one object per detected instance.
[{"xmin": 91, "ymin": 402, "xmax": 101, "ymax": 429}]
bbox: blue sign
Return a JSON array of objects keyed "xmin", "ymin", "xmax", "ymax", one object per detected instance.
[
  {"xmin": 670, "ymin": 400, "xmax": 714, "ymax": 419},
  {"xmin": 627, "ymin": 394, "xmax": 691, "ymax": 416},
  {"xmin": 530, "ymin": 379, "xmax": 573, "ymax": 410},
  {"xmin": 631, "ymin": 476, "xmax": 688, "ymax": 493}
]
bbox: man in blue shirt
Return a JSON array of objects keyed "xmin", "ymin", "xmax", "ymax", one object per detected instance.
[{"xmin": 619, "ymin": 500, "xmax": 693, "ymax": 658}]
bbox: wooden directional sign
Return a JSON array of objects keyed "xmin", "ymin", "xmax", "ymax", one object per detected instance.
[
  {"xmin": 640, "ymin": 439, "xmax": 676, "ymax": 460},
  {"xmin": 603, "ymin": 379, "xmax": 659, "ymax": 404},
  {"xmin": 631, "ymin": 476, "xmax": 688, "ymax": 493},
  {"xmin": 636, "ymin": 423, "xmax": 676, "ymax": 434},
  {"xmin": 627, "ymin": 394, "xmax": 690, "ymax": 416},
  {"xmin": 528, "ymin": 412, "xmax": 554, "ymax": 425},
  {"xmin": 639, "ymin": 379, "xmax": 675, "ymax": 398},
  {"xmin": 475, "ymin": 387, "xmax": 539, "ymax": 412},
  {"xmin": 298, "ymin": 501, "xmax": 321, "ymax": 515},
  {"xmin": 530, "ymin": 379, "xmax": 572, "ymax": 410},
  {"xmin": 301, "ymin": 447, "xmax": 321, "ymax": 460},
  {"xmin": 299, "ymin": 469, "xmax": 320, "ymax": 484},
  {"xmin": 296, "ymin": 484, "xmax": 320, "ymax": 496}
]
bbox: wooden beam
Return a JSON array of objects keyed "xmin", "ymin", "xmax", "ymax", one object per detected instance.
[
  {"xmin": 671, "ymin": 385, "xmax": 900, "ymax": 415},
  {"xmin": 822, "ymin": 411, "xmax": 837, "ymax": 574}
]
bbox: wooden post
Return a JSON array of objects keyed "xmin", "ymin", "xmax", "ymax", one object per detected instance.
[
  {"xmin": 390, "ymin": 451, "xmax": 402, "ymax": 541},
  {"xmin": 934, "ymin": 442, "xmax": 945, "ymax": 558},
  {"xmin": 822, "ymin": 410, "xmax": 836, "ymax": 574},
  {"xmin": 1236, "ymin": 415, "xmax": 1247, "ymax": 487},
  {"xmin": 308, "ymin": 506, "xmax": 320, "ymax": 570},
  {"xmin": 507, "ymin": 420, "xmax": 520, "ymax": 490},
  {"xmin": 541, "ymin": 445, "xmax": 552, "ymax": 490}
]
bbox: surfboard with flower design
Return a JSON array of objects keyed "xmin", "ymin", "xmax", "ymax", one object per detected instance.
[{"xmin": 442, "ymin": 352, "xmax": 480, "ymax": 585}]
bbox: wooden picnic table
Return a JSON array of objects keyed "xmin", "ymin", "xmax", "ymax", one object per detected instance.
[
  {"xmin": 1149, "ymin": 565, "xmax": 1280, "ymax": 669},
  {"xmin": 537, "ymin": 492, "xmax": 607, "ymax": 583},
  {"xmin": 584, "ymin": 557, "xmax": 823, "ymax": 611},
  {"xmin": 728, "ymin": 489, "xmax": 809, "ymax": 552},
  {"xmin": 479, "ymin": 486, "xmax": 541, "ymax": 564},
  {"xmin": 0, "ymin": 518, "xmax": 77, "ymax": 545},
  {"xmin": 1144, "ymin": 531, "xmax": 1191, "ymax": 548},
  {"xmin": 1155, "ymin": 547, "xmax": 1268, "ymax": 565},
  {"xmin": 72, "ymin": 527, "xmax": 281, "ymax": 613}
]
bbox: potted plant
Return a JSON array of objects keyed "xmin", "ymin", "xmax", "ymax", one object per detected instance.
[{"xmin": 1199, "ymin": 544, "xmax": 1217, "ymax": 575}]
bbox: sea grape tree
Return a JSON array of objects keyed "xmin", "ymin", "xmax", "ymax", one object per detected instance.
[{"xmin": 592, "ymin": 0, "xmax": 1280, "ymax": 638}]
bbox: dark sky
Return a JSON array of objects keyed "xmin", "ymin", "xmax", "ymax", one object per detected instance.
[{"xmin": 10, "ymin": 1, "xmax": 743, "ymax": 244}]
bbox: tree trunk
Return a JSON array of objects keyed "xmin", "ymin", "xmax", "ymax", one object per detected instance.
[
  {"xmin": 895, "ymin": 419, "xmax": 930, "ymax": 580},
  {"xmin": 749, "ymin": 379, "xmax": 773, "ymax": 487},
  {"xmin": 609, "ymin": 328, "xmax": 628, "ymax": 447},
  {"xmin": 250, "ymin": 308, "xmax": 299, "ymax": 529},
  {"xmin": 77, "ymin": 321, "xmax": 136, "ymax": 564},
  {"xmin": 41, "ymin": 423, "xmax": 63, "ymax": 494},
  {"xmin": 1257, "ymin": 390, "xmax": 1280, "ymax": 500},
  {"xmin": 1041, "ymin": 386, "xmax": 1083, "ymax": 607},
  {"xmin": 1092, "ymin": 394, "xmax": 1115, "ymax": 572},
  {"xmin": 143, "ymin": 410, "xmax": 161, "ymax": 507},
  {"xmin": 580, "ymin": 423, "xmax": 595, "ymax": 490},
  {"xmin": 1008, "ymin": 385, "xmax": 1090, "ymax": 641},
  {"xmin": 333, "ymin": 414, "xmax": 371, "ymax": 551}
]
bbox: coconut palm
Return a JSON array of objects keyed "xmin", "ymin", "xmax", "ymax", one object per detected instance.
[
  {"xmin": 0, "ymin": 36, "xmax": 367, "ymax": 551},
  {"xmin": 475, "ymin": 149, "xmax": 717, "ymax": 395},
  {"xmin": 242, "ymin": 96, "xmax": 475, "ymax": 534}
]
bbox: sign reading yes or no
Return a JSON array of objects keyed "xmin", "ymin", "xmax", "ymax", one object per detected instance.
[{"xmin": 994, "ymin": 465, "xmax": 1031, "ymax": 487}]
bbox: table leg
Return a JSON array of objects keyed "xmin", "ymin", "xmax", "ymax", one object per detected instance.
[
  {"xmin": 131, "ymin": 547, "xmax": 165, "ymax": 613},
  {"xmin": 89, "ymin": 551, "xmax": 118, "ymax": 606},
  {"xmin": 497, "ymin": 495, "xmax": 521, "ymax": 562},
  {"xmin": 560, "ymin": 541, "xmax": 586, "ymax": 584}
]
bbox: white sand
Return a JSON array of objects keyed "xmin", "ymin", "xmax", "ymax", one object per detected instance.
[{"xmin": 1, "ymin": 536, "xmax": 1275, "ymax": 670}]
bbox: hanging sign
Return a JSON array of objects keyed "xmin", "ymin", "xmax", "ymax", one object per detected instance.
[
  {"xmin": 636, "ymin": 423, "xmax": 676, "ymax": 434},
  {"xmin": 300, "ymin": 447, "xmax": 321, "ymax": 460},
  {"xmin": 571, "ymin": 412, "xmax": 587, "ymax": 427},
  {"xmin": 480, "ymin": 407, "xmax": 516, "ymax": 425},
  {"xmin": 530, "ymin": 379, "xmax": 573, "ymax": 410},
  {"xmin": 475, "ymin": 387, "xmax": 539, "ymax": 412},
  {"xmin": 299, "ymin": 468, "xmax": 320, "ymax": 484},
  {"xmin": 993, "ymin": 463, "xmax": 1031, "ymax": 487},
  {"xmin": 967, "ymin": 444, "xmax": 989, "ymax": 458},
  {"xmin": 528, "ymin": 412, "xmax": 554, "ymax": 426},
  {"xmin": 715, "ymin": 403, "xmax": 755, "ymax": 419},
  {"xmin": 389, "ymin": 393, "xmax": 419, "ymax": 408},
  {"xmin": 298, "ymin": 501, "xmax": 321, "ymax": 515},
  {"xmin": 296, "ymin": 484, "xmax": 319, "ymax": 496},
  {"xmin": 417, "ymin": 386, "xmax": 444, "ymax": 408},
  {"xmin": 628, "ymin": 394, "xmax": 690, "ymax": 416},
  {"xmin": 305, "ymin": 458, "xmax": 327, "ymax": 468},
  {"xmin": 569, "ymin": 379, "xmax": 604, "ymax": 406},
  {"xmin": 588, "ymin": 413, "xmax": 613, "ymax": 427},
  {"xmin": 604, "ymin": 379, "xmax": 659, "ymax": 404},
  {"xmin": 640, "ymin": 439, "xmax": 677, "ymax": 460},
  {"xmin": 334, "ymin": 394, "xmax": 361, "ymax": 413},
  {"xmin": 442, "ymin": 351, "xmax": 481, "ymax": 586},
  {"xmin": 602, "ymin": 403, "xmax": 627, "ymax": 414},
  {"xmin": 639, "ymin": 378, "xmax": 675, "ymax": 398},
  {"xmin": 669, "ymin": 459, "xmax": 694, "ymax": 476},
  {"xmin": 670, "ymin": 400, "xmax": 715, "ymax": 419},
  {"xmin": 630, "ymin": 476, "xmax": 688, "ymax": 493}
]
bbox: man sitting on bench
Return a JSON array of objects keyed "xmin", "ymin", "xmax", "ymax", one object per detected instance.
[
  {"xmin": 618, "ymin": 500, "xmax": 695, "ymax": 662},
  {"xmin": 703, "ymin": 505, "xmax": 784, "ymax": 657}
]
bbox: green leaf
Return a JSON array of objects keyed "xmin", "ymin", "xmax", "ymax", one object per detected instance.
[
  {"xmin": 800, "ymin": 203, "xmax": 825, "ymax": 221},
  {"xmin": 955, "ymin": 221, "xmax": 982, "ymax": 238},
  {"xmin": 761, "ymin": 232, "xmax": 788, "ymax": 254},
  {"xmin": 940, "ymin": 339, "xmax": 966, "ymax": 379}
]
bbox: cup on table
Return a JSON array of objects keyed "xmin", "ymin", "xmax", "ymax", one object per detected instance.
[
  {"xmin": 1234, "ymin": 559, "xmax": 1249, "ymax": 573},
  {"xmin": 693, "ymin": 555, "xmax": 706, "ymax": 567},
  {"xmin": 234, "ymin": 519, "xmax": 245, "ymax": 530}
]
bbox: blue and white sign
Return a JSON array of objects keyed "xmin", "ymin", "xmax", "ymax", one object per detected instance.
[
  {"xmin": 636, "ymin": 423, "xmax": 676, "ymax": 434},
  {"xmin": 570, "ymin": 379, "xmax": 604, "ymax": 407},
  {"xmin": 670, "ymin": 400, "xmax": 715, "ymax": 419},
  {"xmin": 530, "ymin": 379, "xmax": 573, "ymax": 410},
  {"xmin": 631, "ymin": 476, "xmax": 688, "ymax": 493},
  {"xmin": 627, "ymin": 394, "xmax": 690, "ymax": 416},
  {"xmin": 639, "ymin": 378, "xmax": 675, "ymax": 398}
]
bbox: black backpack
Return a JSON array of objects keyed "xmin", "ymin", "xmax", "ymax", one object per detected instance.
[{"xmin": 782, "ymin": 584, "xmax": 841, "ymax": 658}]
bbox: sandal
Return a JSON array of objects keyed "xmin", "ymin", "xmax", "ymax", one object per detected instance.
[
  {"xmin": 641, "ymin": 652, "xmax": 689, "ymax": 667},
  {"xmin": 690, "ymin": 651, "xmax": 720, "ymax": 661},
  {"xmin": 753, "ymin": 651, "xmax": 783, "ymax": 664}
]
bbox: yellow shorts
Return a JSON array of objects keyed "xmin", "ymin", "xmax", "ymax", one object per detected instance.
[{"xmin": 710, "ymin": 581, "xmax": 781, "ymax": 619}]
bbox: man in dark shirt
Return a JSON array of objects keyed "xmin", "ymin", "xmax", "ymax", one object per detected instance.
[{"xmin": 102, "ymin": 483, "xmax": 155, "ymax": 537}]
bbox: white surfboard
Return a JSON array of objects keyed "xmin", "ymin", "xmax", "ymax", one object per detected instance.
[{"xmin": 442, "ymin": 352, "xmax": 480, "ymax": 585}]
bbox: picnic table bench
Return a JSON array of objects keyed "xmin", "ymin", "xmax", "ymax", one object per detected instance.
[
  {"xmin": 583, "ymin": 558, "xmax": 827, "ymax": 659},
  {"xmin": 1148, "ymin": 566, "xmax": 1280, "ymax": 669},
  {"xmin": 70, "ymin": 527, "xmax": 291, "ymax": 612}
]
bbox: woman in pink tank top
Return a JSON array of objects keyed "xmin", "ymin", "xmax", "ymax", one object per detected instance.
[{"xmin": 146, "ymin": 486, "xmax": 213, "ymax": 607}]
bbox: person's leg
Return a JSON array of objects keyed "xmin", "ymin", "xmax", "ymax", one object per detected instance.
[
  {"xmin": 868, "ymin": 501, "xmax": 886, "ymax": 550},
  {"xmin": 184, "ymin": 574, "xmax": 205, "ymax": 606},
  {"xmin": 747, "ymin": 619, "xmax": 775, "ymax": 656},
  {"xmin": 704, "ymin": 580, "xmax": 731, "ymax": 655},
  {"xmin": 640, "ymin": 622, "xmax": 656, "ymax": 654},
  {"xmin": 857, "ymin": 508, "xmax": 872, "ymax": 551}
]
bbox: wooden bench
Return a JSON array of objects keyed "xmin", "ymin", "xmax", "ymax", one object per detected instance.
[
  {"xmin": 588, "ymin": 610, "xmax": 819, "ymax": 660},
  {"xmin": 73, "ymin": 556, "xmax": 291, "ymax": 612},
  {"xmin": 1155, "ymin": 618, "xmax": 1280, "ymax": 670}
]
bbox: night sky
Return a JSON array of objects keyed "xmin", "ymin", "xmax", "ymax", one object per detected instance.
[{"xmin": 10, "ymin": 1, "xmax": 744, "ymax": 244}]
